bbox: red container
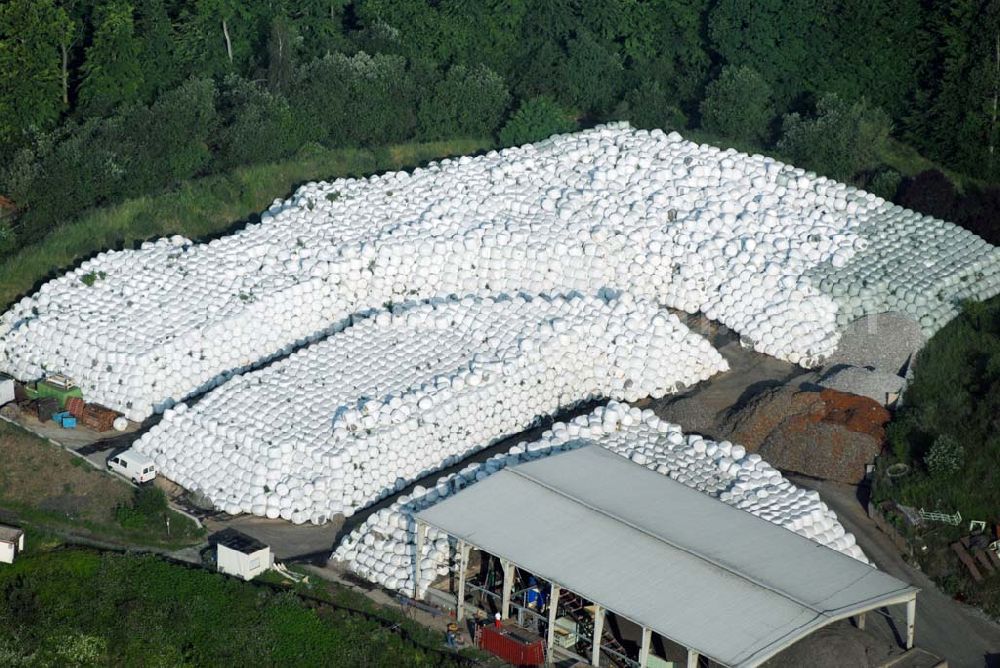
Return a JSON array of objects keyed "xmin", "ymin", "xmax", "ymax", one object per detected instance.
[
  {"xmin": 81, "ymin": 403, "xmax": 118, "ymax": 432},
  {"xmin": 65, "ymin": 396, "xmax": 85, "ymax": 418},
  {"xmin": 477, "ymin": 625, "xmax": 545, "ymax": 666}
]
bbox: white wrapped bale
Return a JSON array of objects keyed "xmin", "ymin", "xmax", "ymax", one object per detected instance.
[
  {"xmin": 332, "ymin": 400, "xmax": 868, "ymax": 597},
  {"xmin": 2, "ymin": 123, "xmax": 997, "ymax": 417},
  {"xmin": 132, "ymin": 294, "xmax": 727, "ymax": 521}
]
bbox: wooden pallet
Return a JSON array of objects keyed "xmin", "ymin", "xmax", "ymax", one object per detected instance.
[{"xmin": 951, "ymin": 540, "xmax": 984, "ymax": 583}]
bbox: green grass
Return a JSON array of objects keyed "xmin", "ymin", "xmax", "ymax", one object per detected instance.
[
  {"xmin": 0, "ymin": 547, "xmax": 470, "ymax": 666},
  {"xmin": 0, "ymin": 138, "xmax": 491, "ymax": 310},
  {"xmin": 878, "ymin": 137, "xmax": 977, "ymax": 191}
]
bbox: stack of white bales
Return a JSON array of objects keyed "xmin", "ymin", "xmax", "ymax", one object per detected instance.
[
  {"xmin": 3, "ymin": 122, "xmax": 998, "ymax": 419},
  {"xmin": 333, "ymin": 401, "xmax": 866, "ymax": 597},
  {"xmin": 132, "ymin": 293, "xmax": 727, "ymax": 523},
  {"xmin": 808, "ymin": 210, "xmax": 999, "ymax": 334}
]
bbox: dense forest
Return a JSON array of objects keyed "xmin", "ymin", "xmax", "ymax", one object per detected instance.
[{"xmin": 2, "ymin": 0, "xmax": 1000, "ymax": 255}]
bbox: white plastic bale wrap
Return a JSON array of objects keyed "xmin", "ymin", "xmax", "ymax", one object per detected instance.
[
  {"xmin": 4, "ymin": 123, "xmax": 996, "ymax": 418},
  {"xmin": 332, "ymin": 401, "xmax": 867, "ymax": 597},
  {"xmin": 131, "ymin": 293, "xmax": 727, "ymax": 523}
]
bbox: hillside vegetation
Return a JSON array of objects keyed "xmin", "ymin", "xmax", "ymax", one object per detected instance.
[
  {"xmin": 2, "ymin": 1, "xmax": 1000, "ymax": 257},
  {"xmin": 881, "ymin": 296, "xmax": 1000, "ymax": 520},
  {"xmin": 0, "ymin": 138, "xmax": 488, "ymax": 310},
  {"xmin": 0, "ymin": 547, "xmax": 469, "ymax": 666},
  {"xmin": 0, "ymin": 420, "xmax": 202, "ymax": 548}
]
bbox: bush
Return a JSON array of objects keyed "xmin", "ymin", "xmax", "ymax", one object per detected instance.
[
  {"xmin": 115, "ymin": 486, "xmax": 168, "ymax": 531},
  {"xmin": 699, "ymin": 66, "xmax": 774, "ymax": 145},
  {"xmin": 417, "ymin": 64, "xmax": 510, "ymax": 140},
  {"xmin": 624, "ymin": 80, "xmax": 687, "ymax": 132},
  {"xmin": 777, "ymin": 94, "xmax": 892, "ymax": 182},
  {"xmin": 924, "ymin": 434, "xmax": 964, "ymax": 477},
  {"xmin": 866, "ymin": 168, "xmax": 903, "ymax": 201},
  {"xmin": 498, "ymin": 96, "xmax": 575, "ymax": 147},
  {"xmin": 292, "ymin": 52, "xmax": 417, "ymax": 148},
  {"xmin": 215, "ymin": 76, "xmax": 299, "ymax": 169}
]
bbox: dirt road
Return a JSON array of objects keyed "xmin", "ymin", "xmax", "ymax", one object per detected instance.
[{"xmin": 792, "ymin": 476, "xmax": 1000, "ymax": 668}]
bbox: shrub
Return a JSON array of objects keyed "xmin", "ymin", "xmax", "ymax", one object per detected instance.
[
  {"xmin": 924, "ymin": 434, "xmax": 964, "ymax": 477},
  {"xmin": 292, "ymin": 52, "xmax": 417, "ymax": 148},
  {"xmin": 866, "ymin": 168, "xmax": 903, "ymax": 201},
  {"xmin": 624, "ymin": 80, "xmax": 687, "ymax": 132},
  {"xmin": 700, "ymin": 66, "xmax": 774, "ymax": 145},
  {"xmin": 498, "ymin": 96, "xmax": 575, "ymax": 147},
  {"xmin": 140, "ymin": 77, "xmax": 217, "ymax": 183},
  {"xmin": 215, "ymin": 76, "xmax": 299, "ymax": 169},
  {"xmin": 417, "ymin": 64, "xmax": 510, "ymax": 140},
  {"xmin": 777, "ymin": 94, "xmax": 892, "ymax": 182},
  {"xmin": 116, "ymin": 486, "xmax": 168, "ymax": 531}
]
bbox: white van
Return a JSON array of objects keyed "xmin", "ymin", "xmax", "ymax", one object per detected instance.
[{"xmin": 107, "ymin": 450, "xmax": 157, "ymax": 484}]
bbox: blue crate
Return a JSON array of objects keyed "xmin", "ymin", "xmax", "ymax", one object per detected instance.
[
  {"xmin": 60, "ymin": 416, "xmax": 77, "ymax": 429},
  {"xmin": 52, "ymin": 411, "xmax": 70, "ymax": 423}
]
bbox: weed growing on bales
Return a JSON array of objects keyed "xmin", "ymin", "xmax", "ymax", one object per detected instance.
[{"xmin": 0, "ymin": 138, "xmax": 490, "ymax": 310}]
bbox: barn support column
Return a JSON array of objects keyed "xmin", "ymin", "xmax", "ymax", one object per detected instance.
[
  {"xmin": 500, "ymin": 558, "xmax": 514, "ymax": 620},
  {"xmin": 906, "ymin": 597, "xmax": 917, "ymax": 649},
  {"xmin": 590, "ymin": 605, "xmax": 605, "ymax": 666},
  {"xmin": 455, "ymin": 541, "xmax": 471, "ymax": 622},
  {"xmin": 687, "ymin": 648, "xmax": 700, "ymax": 668},
  {"xmin": 546, "ymin": 584, "xmax": 561, "ymax": 664},
  {"xmin": 638, "ymin": 626, "xmax": 652, "ymax": 668},
  {"xmin": 856, "ymin": 612, "xmax": 866, "ymax": 630}
]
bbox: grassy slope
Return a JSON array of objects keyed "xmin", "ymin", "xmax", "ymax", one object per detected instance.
[
  {"xmin": 0, "ymin": 419, "xmax": 202, "ymax": 548},
  {"xmin": 0, "ymin": 138, "xmax": 490, "ymax": 310},
  {"xmin": 0, "ymin": 547, "xmax": 470, "ymax": 666}
]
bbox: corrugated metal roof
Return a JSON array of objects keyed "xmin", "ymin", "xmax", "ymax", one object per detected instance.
[{"xmin": 417, "ymin": 446, "xmax": 917, "ymax": 667}]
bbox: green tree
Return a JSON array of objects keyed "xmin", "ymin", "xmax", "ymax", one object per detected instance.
[
  {"xmin": 266, "ymin": 15, "xmax": 298, "ymax": 95},
  {"xmin": 700, "ymin": 65, "xmax": 774, "ymax": 144},
  {"xmin": 216, "ymin": 75, "xmax": 299, "ymax": 168},
  {"xmin": 907, "ymin": 1, "xmax": 1000, "ymax": 179},
  {"xmin": 777, "ymin": 94, "xmax": 892, "ymax": 181},
  {"xmin": 708, "ymin": 0, "xmax": 923, "ymax": 116},
  {"xmin": 291, "ymin": 52, "xmax": 416, "ymax": 147},
  {"xmin": 624, "ymin": 80, "xmax": 687, "ymax": 131},
  {"xmin": 135, "ymin": 0, "xmax": 178, "ymax": 102},
  {"xmin": 0, "ymin": 0, "xmax": 73, "ymax": 149},
  {"xmin": 557, "ymin": 29, "xmax": 624, "ymax": 114},
  {"xmin": 80, "ymin": 0, "xmax": 144, "ymax": 116},
  {"xmin": 499, "ymin": 96, "xmax": 575, "ymax": 147},
  {"xmin": 621, "ymin": 0, "xmax": 711, "ymax": 110},
  {"xmin": 176, "ymin": 0, "xmax": 262, "ymax": 77},
  {"xmin": 289, "ymin": 0, "xmax": 348, "ymax": 60},
  {"xmin": 417, "ymin": 64, "xmax": 510, "ymax": 140}
]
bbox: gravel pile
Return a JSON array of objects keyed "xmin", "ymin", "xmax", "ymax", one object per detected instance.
[
  {"xmin": 818, "ymin": 365, "xmax": 906, "ymax": 406},
  {"xmin": 824, "ymin": 312, "xmax": 926, "ymax": 375}
]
